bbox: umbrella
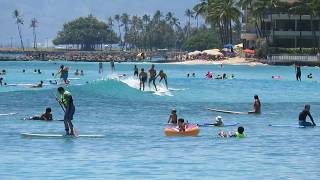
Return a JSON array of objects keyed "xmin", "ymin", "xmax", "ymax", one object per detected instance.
[
  {"xmin": 243, "ymin": 49, "xmax": 256, "ymax": 54},
  {"xmin": 224, "ymin": 44, "xmax": 234, "ymax": 48}
]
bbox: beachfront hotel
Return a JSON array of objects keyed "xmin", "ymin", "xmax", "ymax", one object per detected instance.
[{"xmin": 241, "ymin": 0, "xmax": 320, "ymax": 49}]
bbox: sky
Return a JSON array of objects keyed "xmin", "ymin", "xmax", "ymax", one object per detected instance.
[{"xmin": 0, "ymin": 0, "xmax": 200, "ymax": 47}]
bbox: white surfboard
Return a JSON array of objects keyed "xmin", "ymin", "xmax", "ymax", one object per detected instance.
[
  {"xmin": 0, "ymin": 112, "xmax": 17, "ymax": 116},
  {"xmin": 21, "ymin": 132, "xmax": 105, "ymax": 138},
  {"xmin": 207, "ymin": 108, "xmax": 248, "ymax": 115}
]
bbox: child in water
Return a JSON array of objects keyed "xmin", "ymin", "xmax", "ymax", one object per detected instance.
[
  {"xmin": 177, "ymin": 118, "xmax": 187, "ymax": 132},
  {"xmin": 213, "ymin": 116, "xmax": 224, "ymax": 127},
  {"xmin": 168, "ymin": 109, "xmax": 177, "ymax": 124},
  {"xmin": 218, "ymin": 126, "xmax": 245, "ymax": 138}
]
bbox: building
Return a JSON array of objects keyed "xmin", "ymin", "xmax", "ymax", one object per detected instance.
[{"xmin": 241, "ymin": 0, "xmax": 320, "ymax": 49}]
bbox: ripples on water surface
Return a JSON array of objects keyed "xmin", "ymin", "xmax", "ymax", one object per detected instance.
[{"xmin": 0, "ymin": 61, "xmax": 319, "ymax": 179}]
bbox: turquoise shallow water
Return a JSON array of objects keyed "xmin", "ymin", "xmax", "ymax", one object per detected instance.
[{"xmin": 0, "ymin": 61, "xmax": 320, "ymax": 179}]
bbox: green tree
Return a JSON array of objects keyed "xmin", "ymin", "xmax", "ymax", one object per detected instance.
[
  {"xmin": 30, "ymin": 18, "xmax": 38, "ymax": 49},
  {"xmin": 114, "ymin": 14, "xmax": 122, "ymax": 43},
  {"xmin": 53, "ymin": 15, "xmax": 119, "ymax": 50},
  {"xmin": 185, "ymin": 9, "xmax": 195, "ymax": 38},
  {"xmin": 13, "ymin": 9, "xmax": 24, "ymax": 50},
  {"xmin": 121, "ymin": 13, "xmax": 130, "ymax": 49}
]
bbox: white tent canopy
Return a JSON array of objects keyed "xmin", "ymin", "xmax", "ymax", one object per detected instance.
[
  {"xmin": 188, "ymin": 50, "xmax": 202, "ymax": 56},
  {"xmin": 202, "ymin": 49, "xmax": 223, "ymax": 56}
]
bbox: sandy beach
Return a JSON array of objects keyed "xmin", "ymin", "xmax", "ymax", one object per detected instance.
[{"xmin": 170, "ymin": 57, "xmax": 265, "ymax": 66}]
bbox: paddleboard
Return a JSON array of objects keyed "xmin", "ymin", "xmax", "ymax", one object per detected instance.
[
  {"xmin": 21, "ymin": 133, "xmax": 105, "ymax": 138},
  {"xmin": 200, "ymin": 122, "xmax": 239, "ymax": 127},
  {"xmin": 207, "ymin": 108, "xmax": 248, "ymax": 115},
  {"xmin": 268, "ymin": 124, "xmax": 308, "ymax": 128},
  {"xmin": 0, "ymin": 112, "xmax": 17, "ymax": 116},
  {"xmin": 21, "ymin": 118, "xmax": 64, "ymax": 121}
]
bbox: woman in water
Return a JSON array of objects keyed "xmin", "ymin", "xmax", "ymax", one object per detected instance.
[{"xmin": 249, "ymin": 95, "xmax": 261, "ymax": 114}]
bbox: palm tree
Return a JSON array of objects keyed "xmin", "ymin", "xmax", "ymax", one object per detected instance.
[
  {"xmin": 13, "ymin": 9, "xmax": 24, "ymax": 50},
  {"xmin": 114, "ymin": 14, "xmax": 122, "ymax": 43},
  {"xmin": 30, "ymin": 18, "xmax": 38, "ymax": 49},
  {"xmin": 108, "ymin": 17, "xmax": 114, "ymax": 50},
  {"xmin": 165, "ymin": 12, "xmax": 174, "ymax": 24},
  {"xmin": 185, "ymin": 9, "xmax": 194, "ymax": 38},
  {"xmin": 193, "ymin": 0, "xmax": 208, "ymax": 28},
  {"xmin": 142, "ymin": 14, "xmax": 151, "ymax": 50},
  {"xmin": 121, "ymin": 13, "xmax": 130, "ymax": 50}
]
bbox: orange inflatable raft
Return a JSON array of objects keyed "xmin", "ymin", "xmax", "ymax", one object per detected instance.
[{"xmin": 165, "ymin": 124, "xmax": 200, "ymax": 136}]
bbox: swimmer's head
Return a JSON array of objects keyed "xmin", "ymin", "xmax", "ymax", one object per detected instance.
[
  {"xmin": 178, "ymin": 118, "xmax": 184, "ymax": 123},
  {"xmin": 238, "ymin": 126, "xmax": 244, "ymax": 134},
  {"xmin": 46, "ymin": 107, "xmax": 52, "ymax": 113},
  {"xmin": 171, "ymin": 108, "xmax": 177, "ymax": 113},
  {"xmin": 141, "ymin": 68, "xmax": 144, "ymax": 72},
  {"xmin": 305, "ymin": 104, "xmax": 311, "ymax": 111},
  {"xmin": 254, "ymin": 95, "xmax": 259, "ymax": 99}
]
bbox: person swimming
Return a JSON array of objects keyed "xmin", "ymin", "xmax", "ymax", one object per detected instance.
[
  {"xmin": 168, "ymin": 109, "xmax": 177, "ymax": 124},
  {"xmin": 298, "ymin": 104, "xmax": 316, "ymax": 126},
  {"xmin": 206, "ymin": 71, "xmax": 213, "ymax": 79},
  {"xmin": 139, "ymin": 68, "xmax": 148, "ymax": 91},
  {"xmin": 249, "ymin": 95, "xmax": 261, "ymax": 114},
  {"xmin": 75, "ymin": 69, "xmax": 80, "ymax": 76},
  {"xmin": 307, "ymin": 73, "xmax": 313, "ymax": 79},
  {"xmin": 28, "ymin": 107, "xmax": 53, "ymax": 121},
  {"xmin": 218, "ymin": 126, "xmax": 245, "ymax": 138}
]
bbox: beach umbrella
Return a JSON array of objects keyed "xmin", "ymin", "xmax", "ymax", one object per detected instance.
[
  {"xmin": 243, "ymin": 49, "xmax": 256, "ymax": 54},
  {"xmin": 224, "ymin": 44, "xmax": 234, "ymax": 49}
]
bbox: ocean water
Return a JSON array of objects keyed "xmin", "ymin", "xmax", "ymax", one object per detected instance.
[{"xmin": 0, "ymin": 61, "xmax": 319, "ymax": 179}]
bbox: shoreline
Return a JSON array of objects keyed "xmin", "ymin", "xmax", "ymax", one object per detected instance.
[{"xmin": 167, "ymin": 57, "xmax": 266, "ymax": 66}]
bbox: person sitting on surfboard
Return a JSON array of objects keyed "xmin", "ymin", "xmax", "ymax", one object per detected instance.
[
  {"xmin": 178, "ymin": 118, "xmax": 187, "ymax": 132},
  {"xmin": 29, "ymin": 107, "xmax": 53, "ymax": 121},
  {"xmin": 299, "ymin": 104, "xmax": 316, "ymax": 127},
  {"xmin": 57, "ymin": 87, "xmax": 75, "ymax": 135},
  {"xmin": 213, "ymin": 116, "xmax": 224, "ymax": 127},
  {"xmin": 139, "ymin": 68, "xmax": 148, "ymax": 91},
  {"xmin": 249, "ymin": 95, "xmax": 261, "ymax": 114},
  {"xmin": 168, "ymin": 109, "xmax": 177, "ymax": 124},
  {"xmin": 218, "ymin": 126, "xmax": 245, "ymax": 138}
]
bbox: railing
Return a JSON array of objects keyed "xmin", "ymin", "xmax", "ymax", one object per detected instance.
[{"xmin": 267, "ymin": 54, "xmax": 320, "ymax": 63}]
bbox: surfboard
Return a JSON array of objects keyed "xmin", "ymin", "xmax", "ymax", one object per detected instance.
[
  {"xmin": 21, "ymin": 133, "xmax": 105, "ymax": 138},
  {"xmin": 268, "ymin": 124, "xmax": 307, "ymax": 128},
  {"xmin": 207, "ymin": 108, "xmax": 248, "ymax": 115},
  {"xmin": 0, "ymin": 112, "xmax": 17, "ymax": 116},
  {"xmin": 21, "ymin": 118, "xmax": 64, "ymax": 121},
  {"xmin": 200, "ymin": 122, "xmax": 239, "ymax": 127}
]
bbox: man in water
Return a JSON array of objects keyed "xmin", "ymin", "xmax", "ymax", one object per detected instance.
[
  {"xmin": 134, "ymin": 65, "xmax": 139, "ymax": 77},
  {"xmin": 28, "ymin": 107, "xmax": 53, "ymax": 121},
  {"xmin": 0, "ymin": 77, "xmax": 3, "ymax": 86},
  {"xmin": 57, "ymin": 87, "xmax": 75, "ymax": 135},
  {"xmin": 148, "ymin": 64, "xmax": 157, "ymax": 91},
  {"xmin": 295, "ymin": 63, "xmax": 301, "ymax": 81},
  {"xmin": 299, "ymin": 104, "xmax": 316, "ymax": 126},
  {"xmin": 98, "ymin": 62, "xmax": 103, "ymax": 74},
  {"xmin": 249, "ymin": 95, "xmax": 261, "ymax": 114},
  {"xmin": 139, "ymin": 68, "xmax": 148, "ymax": 91},
  {"xmin": 157, "ymin": 70, "xmax": 168, "ymax": 89},
  {"xmin": 110, "ymin": 60, "xmax": 115, "ymax": 73}
]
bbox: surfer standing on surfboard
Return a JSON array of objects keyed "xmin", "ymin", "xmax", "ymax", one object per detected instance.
[
  {"xmin": 57, "ymin": 87, "xmax": 75, "ymax": 135},
  {"xmin": 139, "ymin": 68, "xmax": 148, "ymax": 91},
  {"xmin": 148, "ymin": 64, "xmax": 157, "ymax": 91}
]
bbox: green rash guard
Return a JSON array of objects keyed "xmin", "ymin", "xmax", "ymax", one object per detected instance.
[{"xmin": 61, "ymin": 91, "xmax": 71, "ymax": 108}]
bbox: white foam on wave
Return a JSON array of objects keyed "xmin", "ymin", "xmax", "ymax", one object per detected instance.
[{"xmin": 105, "ymin": 74, "xmax": 173, "ymax": 96}]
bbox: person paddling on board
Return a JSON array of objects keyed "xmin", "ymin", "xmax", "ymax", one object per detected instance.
[
  {"xmin": 249, "ymin": 95, "xmax": 261, "ymax": 114},
  {"xmin": 168, "ymin": 108, "xmax": 177, "ymax": 124},
  {"xmin": 56, "ymin": 65, "xmax": 69, "ymax": 84},
  {"xmin": 57, "ymin": 87, "xmax": 75, "ymax": 135},
  {"xmin": 148, "ymin": 64, "xmax": 157, "ymax": 91},
  {"xmin": 218, "ymin": 126, "xmax": 245, "ymax": 138},
  {"xmin": 156, "ymin": 70, "xmax": 168, "ymax": 89},
  {"xmin": 30, "ymin": 81, "xmax": 44, "ymax": 88},
  {"xmin": 28, "ymin": 107, "xmax": 53, "ymax": 121},
  {"xmin": 139, "ymin": 68, "xmax": 148, "ymax": 91},
  {"xmin": 299, "ymin": 104, "xmax": 316, "ymax": 126}
]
